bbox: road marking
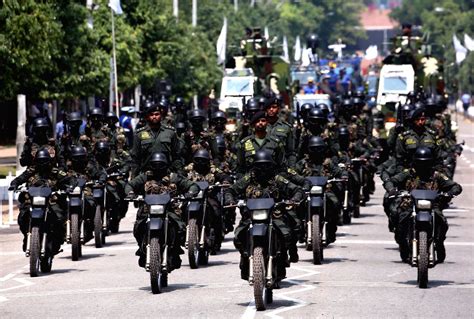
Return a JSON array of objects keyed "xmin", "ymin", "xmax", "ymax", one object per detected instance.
[
  {"xmin": 336, "ymin": 239, "xmax": 474, "ymax": 246},
  {"xmin": 0, "ymin": 244, "xmax": 138, "ymax": 256},
  {"xmin": 445, "ymin": 208, "xmax": 469, "ymax": 212},
  {"xmin": 241, "ymin": 301, "xmax": 256, "ymax": 319}
]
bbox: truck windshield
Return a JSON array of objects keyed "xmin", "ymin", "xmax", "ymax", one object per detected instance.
[
  {"xmin": 384, "ymin": 76, "xmax": 407, "ymax": 91},
  {"xmin": 224, "ymin": 77, "xmax": 253, "ymax": 95}
]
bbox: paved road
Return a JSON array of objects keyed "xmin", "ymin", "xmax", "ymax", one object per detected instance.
[{"xmin": 1, "ymin": 118, "xmax": 473, "ymax": 318}]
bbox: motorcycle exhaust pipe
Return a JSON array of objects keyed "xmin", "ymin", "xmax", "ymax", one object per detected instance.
[
  {"xmin": 162, "ymin": 245, "xmax": 168, "ymax": 270},
  {"xmin": 344, "ymin": 190, "xmax": 349, "ymax": 210},
  {"xmin": 185, "ymin": 225, "xmax": 189, "ymax": 249},
  {"xmin": 199, "ymin": 225, "xmax": 206, "ymax": 248},
  {"xmin": 102, "ymin": 210, "xmax": 107, "ymax": 229},
  {"xmin": 307, "ymin": 221, "xmax": 312, "ymax": 245},
  {"xmin": 266, "ymin": 256, "xmax": 273, "ymax": 284},
  {"xmin": 146, "ymin": 244, "xmax": 151, "ymax": 272},
  {"xmin": 25, "ymin": 232, "xmax": 31, "ymax": 257},
  {"xmin": 249, "ymin": 256, "xmax": 254, "ymax": 285},
  {"xmin": 81, "ymin": 221, "xmax": 85, "ymax": 244},
  {"xmin": 322, "ymin": 221, "xmax": 327, "ymax": 245},
  {"xmin": 412, "ymin": 239, "xmax": 418, "ymax": 266},
  {"xmin": 41, "ymin": 233, "xmax": 47, "ymax": 257},
  {"xmin": 66, "ymin": 219, "xmax": 71, "ymax": 243}
]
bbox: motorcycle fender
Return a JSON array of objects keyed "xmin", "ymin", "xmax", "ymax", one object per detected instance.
[
  {"xmin": 310, "ymin": 197, "xmax": 324, "ymax": 208},
  {"xmin": 187, "ymin": 202, "xmax": 201, "ymax": 213},
  {"xmin": 415, "ymin": 211, "xmax": 432, "ymax": 230},
  {"xmin": 149, "ymin": 218, "xmax": 163, "ymax": 230},
  {"xmin": 251, "ymin": 224, "xmax": 268, "ymax": 237},
  {"xmin": 93, "ymin": 188, "xmax": 103, "ymax": 199},
  {"xmin": 69, "ymin": 197, "xmax": 82, "ymax": 207}
]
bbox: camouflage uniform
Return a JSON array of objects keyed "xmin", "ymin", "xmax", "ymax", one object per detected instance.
[
  {"xmin": 125, "ymin": 171, "xmax": 199, "ymax": 270},
  {"xmin": 267, "ymin": 119, "xmax": 297, "ymax": 167},
  {"xmin": 10, "ymin": 166, "xmax": 69, "ymax": 251},
  {"xmin": 21, "ymin": 137, "xmax": 64, "ymax": 169}
]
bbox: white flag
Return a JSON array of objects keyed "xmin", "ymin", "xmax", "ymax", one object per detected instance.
[
  {"xmin": 282, "ymin": 36, "xmax": 289, "ymax": 63},
  {"xmin": 108, "ymin": 0, "xmax": 123, "ymax": 14},
  {"xmin": 364, "ymin": 45, "xmax": 378, "ymax": 60},
  {"xmin": 216, "ymin": 17, "xmax": 227, "ymax": 65},
  {"xmin": 464, "ymin": 34, "xmax": 474, "ymax": 51},
  {"xmin": 453, "ymin": 34, "xmax": 467, "ymax": 64},
  {"xmin": 301, "ymin": 47, "xmax": 311, "ymax": 67},
  {"xmin": 294, "ymin": 36, "xmax": 301, "ymax": 62},
  {"xmin": 264, "ymin": 27, "xmax": 269, "ymax": 40}
]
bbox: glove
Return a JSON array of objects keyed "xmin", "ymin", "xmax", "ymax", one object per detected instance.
[
  {"xmin": 184, "ymin": 192, "xmax": 194, "ymax": 200},
  {"xmin": 8, "ymin": 185, "xmax": 16, "ymax": 191},
  {"xmin": 388, "ymin": 189, "xmax": 398, "ymax": 197},
  {"xmin": 125, "ymin": 191, "xmax": 135, "ymax": 200}
]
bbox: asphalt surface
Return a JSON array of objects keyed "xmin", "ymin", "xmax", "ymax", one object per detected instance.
[{"xmin": 1, "ymin": 118, "xmax": 473, "ymax": 318}]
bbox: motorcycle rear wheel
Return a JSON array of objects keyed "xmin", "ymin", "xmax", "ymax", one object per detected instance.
[{"xmin": 418, "ymin": 230, "xmax": 429, "ymax": 288}]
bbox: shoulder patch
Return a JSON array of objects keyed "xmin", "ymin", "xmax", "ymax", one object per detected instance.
[
  {"xmin": 140, "ymin": 131, "xmax": 151, "ymax": 140},
  {"xmin": 244, "ymin": 140, "xmax": 254, "ymax": 151},
  {"xmin": 287, "ymin": 168, "xmax": 297, "ymax": 175},
  {"xmin": 136, "ymin": 126, "xmax": 146, "ymax": 132},
  {"xmin": 275, "ymin": 175, "xmax": 289, "ymax": 184}
]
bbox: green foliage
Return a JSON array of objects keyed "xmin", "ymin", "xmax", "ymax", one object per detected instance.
[
  {"xmin": 391, "ymin": 0, "xmax": 474, "ymax": 93},
  {"xmin": 0, "ymin": 0, "xmax": 368, "ymax": 103}
]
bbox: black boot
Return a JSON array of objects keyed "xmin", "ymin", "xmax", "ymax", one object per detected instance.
[
  {"xmin": 240, "ymin": 255, "xmax": 249, "ymax": 280},
  {"xmin": 436, "ymin": 241, "xmax": 446, "ymax": 263}
]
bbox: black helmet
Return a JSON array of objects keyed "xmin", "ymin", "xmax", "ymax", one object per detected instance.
[
  {"xmin": 71, "ymin": 146, "xmax": 87, "ymax": 162},
  {"xmin": 33, "ymin": 117, "xmax": 49, "ymax": 131},
  {"xmin": 95, "ymin": 141, "xmax": 111, "ymax": 154},
  {"xmin": 338, "ymin": 126, "xmax": 349, "ymax": 137},
  {"xmin": 175, "ymin": 96, "xmax": 185, "ymax": 107},
  {"xmin": 414, "ymin": 146, "xmax": 433, "ymax": 162},
  {"xmin": 105, "ymin": 112, "xmax": 118, "ymax": 124},
  {"xmin": 308, "ymin": 136, "xmax": 327, "ymax": 150},
  {"xmin": 300, "ymin": 103, "xmax": 314, "ymax": 119},
  {"xmin": 193, "ymin": 149, "xmax": 210, "ymax": 167},
  {"xmin": 89, "ymin": 107, "xmax": 104, "ymax": 119},
  {"xmin": 424, "ymin": 97, "xmax": 436, "ymax": 108},
  {"xmin": 189, "ymin": 109, "xmax": 206, "ymax": 122},
  {"xmin": 68, "ymin": 112, "xmax": 82, "ymax": 124},
  {"xmin": 353, "ymin": 89, "xmax": 366, "ymax": 100},
  {"xmin": 316, "ymin": 103, "xmax": 330, "ymax": 116},
  {"xmin": 149, "ymin": 152, "xmax": 169, "ymax": 172},
  {"xmin": 258, "ymin": 96, "xmax": 269, "ymax": 109},
  {"xmin": 215, "ymin": 135, "xmax": 226, "ymax": 153},
  {"xmin": 254, "ymin": 150, "xmax": 274, "ymax": 165},
  {"xmin": 246, "ymin": 98, "xmax": 260, "ymax": 112},
  {"xmin": 341, "ymin": 98, "xmax": 354, "ymax": 111},
  {"xmin": 35, "ymin": 148, "xmax": 52, "ymax": 167},
  {"xmin": 352, "ymin": 97, "xmax": 364, "ymax": 108},
  {"xmin": 158, "ymin": 98, "xmax": 170, "ymax": 112},
  {"xmin": 409, "ymin": 107, "xmax": 426, "ymax": 121},
  {"xmin": 307, "ymin": 108, "xmax": 327, "ymax": 125},
  {"xmin": 210, "ymin": 110, "xmax": 227, "ymax": 126},
  {"xmin": 175, "ymin": 121, "xmax": 186, "ymax": 134}
]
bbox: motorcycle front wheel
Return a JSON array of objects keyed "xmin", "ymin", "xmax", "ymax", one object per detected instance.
[
  {"xmin": 29, "ymin": 227, "xmax": 41, "ymax": 277},
  {"xmin": 417, "ymin": 230, "xmax": 429, "ymax": 288},
  {"xmin": 94, "ymin": 206, "xmax": 103, "ymax": 248},
  {"xmin": 149, "ymin": 237, "xmax": 163, "ymax": 294},
  {"xmin": 312, "ymin": 214, "xmax": 323, "ymax": 265},
  {"xmin": 253, "ymin": 246, "xmax": 267, "ymax": 311}
]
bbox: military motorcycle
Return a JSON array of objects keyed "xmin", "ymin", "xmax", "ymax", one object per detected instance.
[
  {"xmin": 65, "ymin": 178, "xmax": 86, "ymax": 261},
  {"xmin": 91, "ymin": 181, "xmax": 107, "ymax": 248},
  {"xmin": 185, "ymin": 181, "xmax": 213, "ymax": 269},
  {"xmin": 398, "ymin": 189, "xmax": 448, "ymax": 288},
  {"xmin": 242, "ymin": 198, "xmax": 289, "ymax": 311},
  {"xmin": 18, "ymin": 186, "xmax": 61, "ymax": 277},
  {"xmin": 129, "ymin": 193, "xmax": 178, "ymax": 294}
]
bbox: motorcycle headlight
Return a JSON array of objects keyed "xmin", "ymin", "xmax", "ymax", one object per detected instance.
[
  {"xmin": 33, "ymin": 197, "xmax": 46, "ymax": 206},
  {"xmin": 252, "ymin": 209, "xmax": 269, "ymax": 221},
  {"xmin": 195, "ymin": 190, "xmax": 204, "ymax": 199},
  {"xmin": 416, "ymin": 200, "xmax": 432, "ymax": 210},
  {"xmin": 310, "ymin": 186, "xmax": 323, "ymax": 195},
  {"xmin": 149, "ymin": 205, "xmax": 165, "ymax": 215},
  {"xmin": 72, "ymin": 186, "xmax": 81, "ymax": 195}
]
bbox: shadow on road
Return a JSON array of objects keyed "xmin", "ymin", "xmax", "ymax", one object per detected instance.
[
  {"xmin": 139, "ymin": 282, "xmax": 200, "ymax": 293},
  {"xmin": 59, "ymin": 253, "xmax": 106, "ymax": 260},
  {"xmin": 397, "ymin": 279, "xmax": 469, "ymax": 288}
]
